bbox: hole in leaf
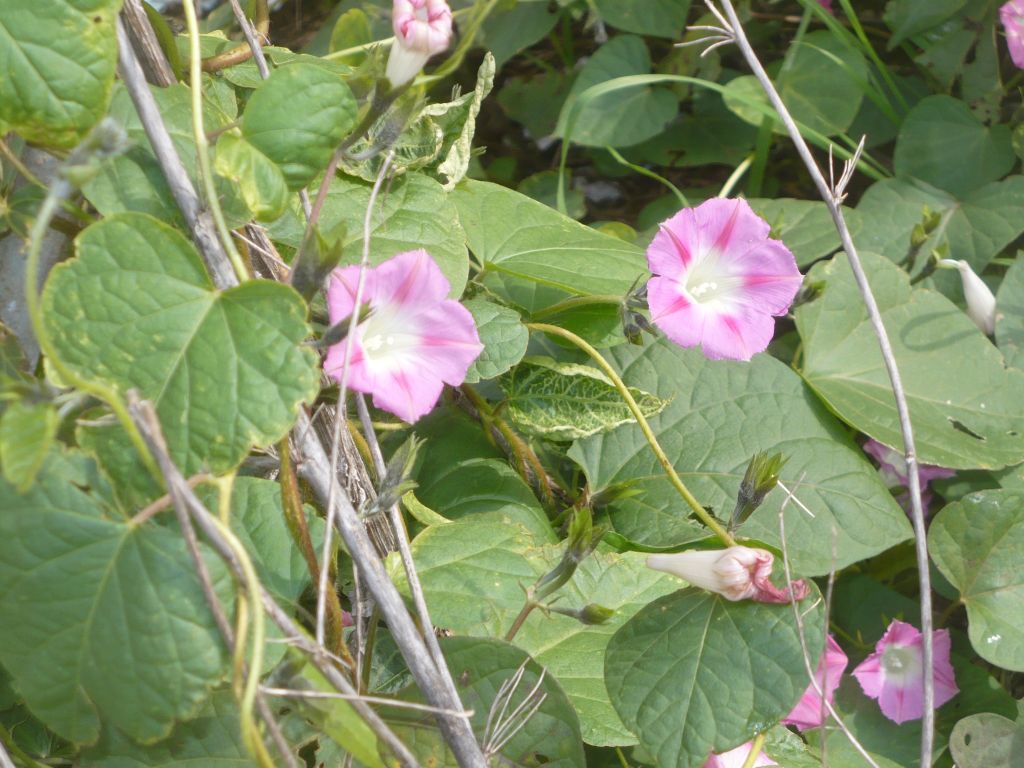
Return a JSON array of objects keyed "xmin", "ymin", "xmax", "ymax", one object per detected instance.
[
  {"xmin": 948, "ymin": 418, "xmax": 985, "ymax": 440},
  {"xmin": 964, "ymin": 732, "xmax": 972, "ymax": 746}
]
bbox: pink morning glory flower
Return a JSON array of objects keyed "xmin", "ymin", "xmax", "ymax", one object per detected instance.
[
  {"xmin": 703, "ymin": 742, "xmax": 776, "ymax": 768},
  {"xmin": 852, "ymin": 620, "xmax": 959, "ymax": 724},
  {"xmin": 386, "ymin": 0, "xmax": 453, "ymax": 87},
  {"xmin": 324, "ymin": 249, "xmax": 482, "ymax": 424},
  {"xmin": 645, "ymin": 198, "xmax": 803, "ymax": 361},
  {"xmin": 646, "ymin": 546, "xmax": 810, "ymax": 604},
  {"xmin": 782, "ymin": 635, "xmax": 848, "ymax": 730},
  {"xmin": 862, "ymin": 439, "xmax": 954, "ymax": 517},
  {"xmin": 1001, "ymin": 1, "xmax": 1024, "ymax": 69}
]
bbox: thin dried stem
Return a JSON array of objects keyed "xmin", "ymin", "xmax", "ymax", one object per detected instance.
[
  {"xmin": 262, "ymin": 687, "xmax": 472, "ymax": 718},
  {"xmin": 0, "ymin": 740, "xmax": 16, "ymax": 768},
  {"xmin": 128, "ymin": 398, "xmax": 419, "ymax": 768},
  {"xmin": 317, "ymin": 150, "xmax": 395, "ymax": 645},
  {"xmin": 482, "ymin": 662, "xmax": 548, "ymax": 759},
  {"xmin": 356, "ymin": 393, "xmax": 454, "ymax": 680},
  {"xmin": 128, "ymin": 395, "xmax": 293, "ymax": 768},
  {"xmin": 777, "ymin": 483, "xmax": 881, "ymax": 768},
  {"xmin": 116, "ymin": 19, "xmax": 237, "ymax": 290},
  {"xmin": 130, "ymin": 473, "xmax": 211, "ymax": 525},
  {"xmin": 228, "ymin": 0, "xmax": 271, "ymax": 79},
  {"xmin": 713, "ymin": 2, "xmax": 934, "ymax": 762}
]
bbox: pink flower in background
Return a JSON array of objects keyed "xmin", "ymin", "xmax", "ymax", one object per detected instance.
[
  {"xmin": 852, "ymin": 620, "xmax": 959, "ymax": 724},
  {"xmin": 645, "ymin": 198, "xmax": 803, "ymax": 361},
  {"xmin": 324, "ymin": 249, "xmax": 482, "ymax": 424},
  {"xmin": 1001, "ymin": 1, "xmax": 1024, "ymax": 69},
  {"xmin": 386, "ymin": 0, "xmax": 453, "ymax": 86},
  {"xmin": 862, "ymin": 439, "xmax": 954, "ymax": 516},
  {"xmin": 703, "ymin": 742, "xmax": 776, "ymax": 768},
  {"xmin": 646, "ymin": 546, "xmax": 810, "ymax": 604},
  {"xmin": 817, "ymin": 0, "xmax": 835, "ymax": 13},
  {"xmin": 782, "ymin": 635, "xmax": 848, "ymax": 730}
]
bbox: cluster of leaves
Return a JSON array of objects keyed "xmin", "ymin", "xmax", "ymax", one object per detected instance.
[{"xmin": 0, "ymin": 1, "xmax": 1022, "ymax": 768}]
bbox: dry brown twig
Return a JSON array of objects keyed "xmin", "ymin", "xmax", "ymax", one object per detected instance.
[{"xmin": 698, "ymin": 2, "xmax": 935, "ymax": 762}]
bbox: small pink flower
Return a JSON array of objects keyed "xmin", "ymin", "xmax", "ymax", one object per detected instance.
[
  {"xmin": 862, "ymin": 439, "xmax": 954, "ymax": 516},
  {"xmin": 782, "ymin": 635, "xmax": 848, "ymax": 731},
  {"xmin": 646, "ymin": 546, "xmax": 810, "ymax": 604},
  {"xmin": 645, "ymin": 198, "xmax": 803, "ymax": 361},
  {"xmin": 1001, "ymin": 1, "xmax": 1024, "ymax": 69},
  {"xmin": 817, "ymin": 0, "xmax": 834, "ymax": 13},
  {"xmin": 386, "ymin": 0, "xmax": 453, "ymax": 86},
  {"xmin": 703, "ymin": 742, "xmax": 776, "ymax": 768},
  {"xmin": 324, "ymin": 250, "xmax": 482, "ymax": 424},
  {"xmin": 852, "ymin": 620, "xmax": 959, "ymax": 724}
]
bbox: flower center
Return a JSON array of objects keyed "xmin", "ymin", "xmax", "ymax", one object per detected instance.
[
  {"xmin": 881, "ymin": 644, "xmax": 920, "ymax": 683},
  {"xmin": 689, "ymin": 280, "xmax": 719, "ymax": 299},
  {"xmin": 357, "ymin": 306, "xmax": 422, "ymax": 371}
]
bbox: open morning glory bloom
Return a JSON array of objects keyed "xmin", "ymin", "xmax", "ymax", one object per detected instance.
[
  {"xmin": 386, "ymin": 0, "xmax": 453, "ymax": 87},
  {"xmin": 1001, "ymin": 1, "xmax": 1024, "ymax": 69},
  {"xmin": 852, "ymin": 620, "xmax": 959, "ymax": 724},
  {"xmin": 703, "ymin": 742, "xmax": 777, "ymax": 768},
  {"xmin": 646, "ymin": 198, "xmax": 803, "ymax": 361},
  {"xmin": 862, "ymin": 439, "xmax": 954, "ymax": 516},
  {"xmin": 782, "ymin": 635, "xmax": 848, "ymax": 730},
  {"xmin": 646, "ymin": 546, "xmax": 809, "ymax": 604},
  {"xmin": 324, "ymin": 249, "xmax": 482, "ymax": 424}
]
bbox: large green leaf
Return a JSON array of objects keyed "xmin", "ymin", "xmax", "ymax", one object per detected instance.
[
  {"xmin": 197, "ymin": 477, "xmax": 322, "ymax": 605},
  {"xmin": 747, "ymin": 197, "xmax": 863, "ymax": 268},
  {"xmin": 555, "ymin": 35, "xmax": 678, "ymax": 148},
  {"xmin": 42, "ymin": 213, "xmax": 319, "ymax": 474},
  {"xmin": 568, "ymin": 338, "xmax": 910, "ymax": 574},
  {"xmin": 854, "ymin": 176, "xmax": 1024, "ymax": 271},
  {"xmin": 0, "ymin": 450, "xmax": 227, "ymax": 745},
  {"xmin": 894, "ymin": 96, "xmax": 1014, "ymax": 198},
  {"xmin": 409, "ymin": 519, "xmax": 676, "ymax": 745},
  {"xmin": 462, "ymin": 299, "xmax": 528, "ymax": 383},
  {"xmin": 796, "ymin": 252, "xmax": 1024, "ymax": 469},
  {"xmin": 241, "ymin": 62, "xmax": 357, "ymax": 189},
  {"xmin": 451, "ymin": 179, "xmax": 645, "ymax": 306},
  {"xmin": 776, "ymin": 31, "xmax": 868, "ymax": 137},
  {"xmin": 949, "ymin": 712, "xmax": 1024, "ymax": 768},
  {"xmin": 929, "ymin": 489, "xmax": 1024, "ymax": 670},
  {"xmin": 604, "ymin": 587, "xmax": 825, "ymax": 768},
  {"xmin": 592, "ymin": 0, "xmax": 690, "ymax": 38},
  {"xmin": 0, "ymin": 400, "xmax": 58, "ymax": 492},
  {"xmin": 0, "ymin": 0, "xmax": 122, "ymax": 148},
  {"xmin": 499, "ymin": 357, "xmax": 669, "ymax": 441},
  {"xmin": 269, "ymin": 173, "xmax": 469, "ymax": 296},
  {"xmin": 390, "ymin": 637, "xmax": 584, "ymax": 768},
  {"xmin": 83, "ymin": 83, "xmax": 249, "ymax": 228},
  {"xmin": 884, "ymin": 0, "xmax": 968, "ymax": 47},
  {"xmin": 80, "ymin": 691, "xmax": 255, "ymax": 767},
  {"xmin": 996, "ymin": 255, "xmax": 1024, "ymax": 369}
]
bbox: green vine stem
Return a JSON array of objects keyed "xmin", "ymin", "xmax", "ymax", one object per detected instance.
[
  {"xmin": 740, "ymin": 732, "xmax": 766, "ymax": 768},
  {"xmin": 526, "ymin": 322, "xmax": 736, "ymax": 548},
  {"xmin": 182, "ymin": 0, "xmax": 250, "ymax": 283},
  {"xmin": 23, "ymin": 135, "xmax": 161, "ymax": 483}
]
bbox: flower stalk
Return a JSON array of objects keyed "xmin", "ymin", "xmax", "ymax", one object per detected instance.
[{"xmin": 526, "ymin": 322, "xmax": 736, "ymax": 547}]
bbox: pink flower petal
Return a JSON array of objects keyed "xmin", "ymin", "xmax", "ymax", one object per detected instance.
[
  {"xmin": 703, "ymin": 742, "xmax": 777, "ymax": 768},
  {"xmin": 782, "ymin": 635, "xmax": 848, "ymax": 730},
  {"xmin": 646, "ymin": 198, "xmax": 802, "ymax": 362},
  {"xmin": 324, "ymin": 249, "xmax": 482, "ymax": 424},
  {"xmin": 851, "ymin": 620, "xmax": 958, "ymax": 725},
  {"xmin": 1001, "ymin": 1, "xmax": 1024, "ymax": 69}
]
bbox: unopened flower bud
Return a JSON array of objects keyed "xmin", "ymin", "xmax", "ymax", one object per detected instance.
[
  {"xmin": 646, "ymin": 546, "xmax": 809, "ymax": 604},
  {"xmin": 385, "ymin": 0, "xmax": 452, "ymax": 87},
  {"xmin": 548, "ymin": 602, "xmax": 615, "ymax": 625},
  {"xmin": 535, "ymin": 508, "xmax": 604, "ymax": 600},
  {"xmin": 939, "ymin": 259, "xmax": 996, "ymax": 335},
  {"xmin": 731, "ymin": 451, "xmax": 786, "ymax": 529}
]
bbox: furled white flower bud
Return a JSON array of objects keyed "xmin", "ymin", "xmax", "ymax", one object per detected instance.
[
  {"xmin": 385, "ymin": 0, "xmax": 452, "ymax": 87},
  {"xmin": 646, "ymin": 546, "xmax": 808, "ymax": 604},
  {"xmin": 939, "ymin": 259, "xmax": 997, "ymax": 335}
]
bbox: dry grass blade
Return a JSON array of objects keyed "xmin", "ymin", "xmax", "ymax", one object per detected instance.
[{"xmin": 482, "ymin": 661, "xmax": 549, "ymax": 760}]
